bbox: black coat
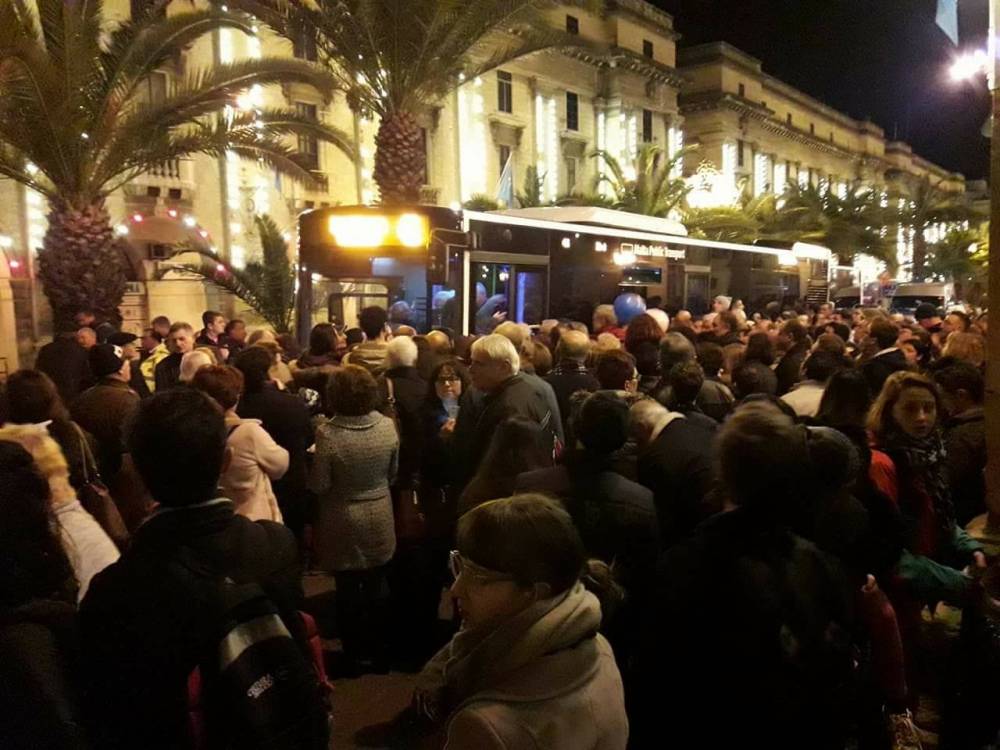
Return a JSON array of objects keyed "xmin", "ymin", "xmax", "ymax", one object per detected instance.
[
  {"xmin": 35, "ymin": 334, "xmax": 92, "ymax": 406},
  {"xmin": 378, "ymin": 366, "xmax": 428, "ymax": 486},
  {"xmin": 0, "ymin": 600, "xmax": 89, "ymax": 750},
  {"xmin": 636, "ymin": 416, "xmax": 718, "ymax": 543},
  {"xmin": 153, "ymin": 352, "xmax": 182, "ymax": 392},
  {"xmin": 79, "ymin": 500, "xmax": 302, "ymax": 750},
  {"xmin": 861, "ymin": 349, "xmax": 909, "ymax": 397},
  {"xmin": 630, "ymin": 508, "xmax": 856, "ymax": 750},
  {"xmin": 944, "ymin": 407, "xmax": 986, "ymax": 526},
  {"xmin": 515, "ymin": 462, "xmax": 660, "ymax": 593},
  {"xmin": 237, "ymin": 385, "xmax": 314, "ymax": 528},
  {"xmin": 544, "ymin": 363, "xmax": 600, "ymax": 437},
  {"xmin": 452, "ymin": 374, "xmax": 555, "ymax": 488},
  {"xmin": 775, "ymin": 341, "xmax": 811, "ymax": 396}
]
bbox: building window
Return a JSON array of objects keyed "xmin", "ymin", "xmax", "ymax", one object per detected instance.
[
  {"xmin": 566, "ymin": 14, "xmax": 579, "ymax": 34},
  {"xmin": 830, "ymin": 131, "xmax": 835, "ymax": 143},
  {"xmin": 292, "ymin": 23, "xmax": 318, "ymax": 61},
  {"xmin": 566, "ymin": 92, "xmax": 579, "ymax": 131},
  {"xmin": 497, "ymin": 70, "xmax": 513, "ymax": 114},
  {"xmin": 738, "ymin": 83, "xmax": 746, "ymax": 98},
  {"xmin": 787, "ymin": 113, "xmax": 793, "ymax": 125},
  {"xmin": 642, "ymin": 109, "xmax": 653, "ymax": 143},
  {"xmin": 419, "ymin": 127, "xmax": 429, "ymax": 185},
  {"xmin": 138, "ymin": 71, "xmax": 168, "ymax": 107},
  {"xmin": 643, "ymin": 39, "xmax": 654, "ymax": 59},
  {"xmin": 810, "ymin": 122, "xmax": 815, "ymax": 135},
  {"xmin": 565, "ymin": 157, "xmax": 578, "ymax": 192},
  {"xmin": 737, "ymin": 139, "xmax": 746, "ymax": 169},
  {"xmin": 295, "ymin": 102, "xmax": 320, "ymax": 171}
]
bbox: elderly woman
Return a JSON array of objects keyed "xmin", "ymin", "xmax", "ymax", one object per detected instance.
[
  {"xmin": 191, "ymin": 366, "xmax": 288, "ymax": 523},
  {"xmin": 411, "ymin": 494, "xmax": 627, "ymax": 749},
  {"xmin": 311, "ymin": 365, "xmax": 399, "ymax": 671}
]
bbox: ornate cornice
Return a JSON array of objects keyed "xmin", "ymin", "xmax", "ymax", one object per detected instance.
[{"xmin": 559, "ymin": 45, "xmax": 686, "ymax": 88}]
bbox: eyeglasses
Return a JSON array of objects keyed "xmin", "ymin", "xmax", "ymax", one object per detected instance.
[
  {"xmin": 436, "ymin": 376, "xmax": 459, "ymax": 385},
  {"xmin": 449, "ymin": 550, "xmax": 512, "ymax": 583}
]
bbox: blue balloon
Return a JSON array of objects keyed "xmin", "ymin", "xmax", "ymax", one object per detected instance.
[{"xmin": 614, "ymin": 293, "xmax": 646, "ymax": 325}]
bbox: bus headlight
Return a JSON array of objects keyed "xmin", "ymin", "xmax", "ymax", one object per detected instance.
[
  {"xmin": 395, "ymin": 213, "xmax": 428, "ymax": 247},
  {"xmin": 328, "ymin": 215, "xmax": 390, "ymax": 247}
]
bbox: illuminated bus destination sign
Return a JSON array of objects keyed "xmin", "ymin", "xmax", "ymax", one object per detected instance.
[{"xmin": 594, "ymin": 240, "xmax": 684, "ymax": 260}]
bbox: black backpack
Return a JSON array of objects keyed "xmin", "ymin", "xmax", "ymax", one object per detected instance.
[{"xmin": 178, "ymin": 549, "xmax": 330, "ymax": 750}]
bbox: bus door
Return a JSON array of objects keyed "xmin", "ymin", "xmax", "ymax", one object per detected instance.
[
  {"xmin": 468, "ymin": 251, "xmax": 548, "ymax": 334},
  {"xmin": 684, "ymin": 265, "xmax": 711, "ymax": 316},
  {"xmin": 325, "ymin": 278, "xmax": 400, "ymax": 329}
]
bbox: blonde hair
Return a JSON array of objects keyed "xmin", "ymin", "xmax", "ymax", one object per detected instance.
[
  {"xmin": 0, "ymin": 423, "xmax": 75, "ymax": 507},
  {"xmin": 942, "ymin": 332, "xmax": 985, "ymax": 368},
  {"xmin": 867, "ymin": 370, "xmax": 942, "ymax": 442}
]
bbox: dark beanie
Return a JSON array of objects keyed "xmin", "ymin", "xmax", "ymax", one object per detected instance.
[
  {"xmin": 914, "ymin": 303, "xmax": 939, "ymax": 321},
  {"xmin": 89, "ymin": 344, "xmax": 125, "ymax": 379}
]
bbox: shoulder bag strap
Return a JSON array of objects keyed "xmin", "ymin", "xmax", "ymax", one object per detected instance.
[{"xmin": 72, "ymin": 422, "xmax": 97, "ymax": 483}]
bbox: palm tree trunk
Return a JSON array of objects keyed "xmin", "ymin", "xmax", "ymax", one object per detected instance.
[
  {"xmin": 36, "ymin": 199, "xmax": 127, "ymax": 331},
  {"xmin": 373, "ymin": 110, "xmax": 426, "ymax": 205}
]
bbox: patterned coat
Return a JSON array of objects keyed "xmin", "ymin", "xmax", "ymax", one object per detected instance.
[{"xmin": 309, "ymin": 412, "xmax": 399, "ymax": 571}]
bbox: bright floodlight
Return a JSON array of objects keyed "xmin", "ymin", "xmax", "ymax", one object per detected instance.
[
  {"xmin": 329, "ymin": 215, "xmax": 390, "ymax": 247},
  {"xmin": 950, "ymin": 49, "xmax": 988, "ymax": 82},
  {"xmin": 395, "ymin": 213, "xmax": 428, "ymax": 247}
]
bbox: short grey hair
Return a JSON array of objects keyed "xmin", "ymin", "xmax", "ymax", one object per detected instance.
[
  {"xmin": 386, "ymin": 335, "xmax": 418, "ymax": 369},
  {"xmin": 471, "ymin": 334, "xmax": 520, "ymax": 374},
  {"xmin": 557, "ymin": 329, "xmax": 591, "ymax": 362},
  {"xmin": 494, "ymin": 321, "xmax": 530, "ymax": 352},
  {"xmin": 179, "ymin": 350, "xmax": 214, "ymax": 383},
  {"xmin": 629, "ymin": 398, "xmax": 671, "ymax": 444},
  {"xmin": 659, "ymin": 332, "xmax": 695, "ymax": 372}
]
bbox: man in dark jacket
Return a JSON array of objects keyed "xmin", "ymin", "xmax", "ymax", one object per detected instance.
[
  {"xmin": 377, "ymin": 336, "xmax": 427, "ymax": 486},
  {"xmin": 654, "ymin": 332, "xmax": 734, "ymax": 423},
  {"xmin": 631, "ymin": 398, "xmax": 717, "ymax": 543},
  {"xmin": 495, "ymin": 321, "xmax": 564, "ymax": 444},
  {"xmin": 233, "ymin": 347, "xmax": 314, "ymax": 541},
  {"xmin": 79, "ymin": 388, "xmax": 313, "ymax": 750},
  {"xmin": 664, "ymin": 360, "xmax": 719, "ymax": 432},
  {"xmin": 861, "ymin": 318, "xmax": 909, "ymax": 397},
  {"xmin": 453, "ymin": 334, "xmax": 555, "ymax": 488},
  {"xmin": 34, "ymin": 331, "xmax": 92, "ymax": 405},
  {"xmin": 630, "ymin": 402, "xmax": 856, "ymax": 749},
  {"xmin": 71, "ymin": 343, "xmax": 140, "ymax": 478},
  {"xmin": 154, "ymin": 321, "xmax": 195, "ymax": 391},
  {"xmin": 545, "ymin": 329, "xmax": 600, "ymax": 437},
  {"xmin": 775, "ymin": 319, "xmax": 812, "ymax": 396},
  {"xmin": 932, "ymin": 360, "xmax": 986, "ymax": 525}
]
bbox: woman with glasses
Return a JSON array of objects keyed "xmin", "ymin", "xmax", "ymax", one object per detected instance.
[{"xmin": 413, "ymin": 494, "xmax": 628, "ymax": 749}]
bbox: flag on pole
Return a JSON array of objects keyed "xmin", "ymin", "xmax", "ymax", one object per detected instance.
[
  {"xmin": 936, "ymin": 0, "xmax": 960, "ymax": 45},
  {"xmin": 495, "ymin": 154, "xmax": 514, "ymax": 208}
]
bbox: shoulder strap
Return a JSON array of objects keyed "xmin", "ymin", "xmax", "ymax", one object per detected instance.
[{"xmin": 72, "ymin": 422, "xmax": 97, "ymax": 483}]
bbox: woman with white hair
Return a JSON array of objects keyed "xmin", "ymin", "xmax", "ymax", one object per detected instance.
[{"xmin": 178, "ymin": 349, "xmax": 214, "ymax": 383}]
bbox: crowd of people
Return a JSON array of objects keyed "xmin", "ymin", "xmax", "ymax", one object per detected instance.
[{"xmin": 1, "ymin": 295, "xmax": 998, "ymax": 750}]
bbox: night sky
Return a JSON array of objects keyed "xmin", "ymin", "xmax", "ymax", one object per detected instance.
[{"xmin": 655, "ymin": 0, "xmax": 991, "ymax": 180}]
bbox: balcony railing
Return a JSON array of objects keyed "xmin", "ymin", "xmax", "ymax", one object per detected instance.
[{"xmin": 149, "ymin": 159, "xmax": 183, "ymax": 180}]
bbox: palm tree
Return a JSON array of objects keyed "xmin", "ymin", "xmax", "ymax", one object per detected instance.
[
  {"xmin": 892, "ymin": 177, "xmax": 981, "ymax": 280},
  {"xmin": 925, "ymin": 224, "xmax": 988, "ymax": 303},
  {"xmin": 770, "ymin": 182, "xmax": 896, "ymax": 270},
  {"xmin": 0, "ymin": 0, "xmax": 353, "ymax": 329},
  {"xmin": 515, "ymin": 165, "xmax": 546, "ymax": 208},
  {"xmin": 241, "ymin": 0, "xmax": 588, "ymax": 205},
  {"xmin": 682, "ymin": 187, "xmax": 779, "ymax": 245},
  {"xmin": 159, "ymin": 214, "xmax": 296, "ymax": 332},
  {"xmin": 590, "ymin": 144, "xmax": 691, "ymax": 217}
]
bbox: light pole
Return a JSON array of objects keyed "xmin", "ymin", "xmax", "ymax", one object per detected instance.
[{"xmin": 948, "ymin": 33, "xmax": 1000, "ymax": 541}]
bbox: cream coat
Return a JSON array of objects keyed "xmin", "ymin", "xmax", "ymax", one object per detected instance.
[{"xmin": 220, "ymin": 415, "xmax": 288, "ymax": 523}]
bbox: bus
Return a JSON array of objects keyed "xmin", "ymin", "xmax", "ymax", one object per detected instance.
[{"xmin": 295, "ymin": 204, "xmax": 832, "ymax": 341}]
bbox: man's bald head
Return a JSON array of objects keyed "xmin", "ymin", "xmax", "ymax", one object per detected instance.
[
  {"xmin": 426, "ymin": 330, "xmax": 452, "ymax": 354},
  {"xmin": 556, "ymin": 329, "xmax": 591, "ymax": 363}
]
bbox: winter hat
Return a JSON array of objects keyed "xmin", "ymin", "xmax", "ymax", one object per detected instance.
[
  {"xmin": 577, "ymin": 391, "xmax": 630, "ymax": 455},
  {"xmin": 89, "ymin": 343, "xmax": 126, "ymax": 379}
]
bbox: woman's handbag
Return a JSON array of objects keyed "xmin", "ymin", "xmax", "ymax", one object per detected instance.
[
  {"xmin": 74, "ymin": 424, "xmax": 130, "ymax": 550},
  {"xmin": 393, "ymin": 485, "xmax": 427, "ymax": 543}
]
